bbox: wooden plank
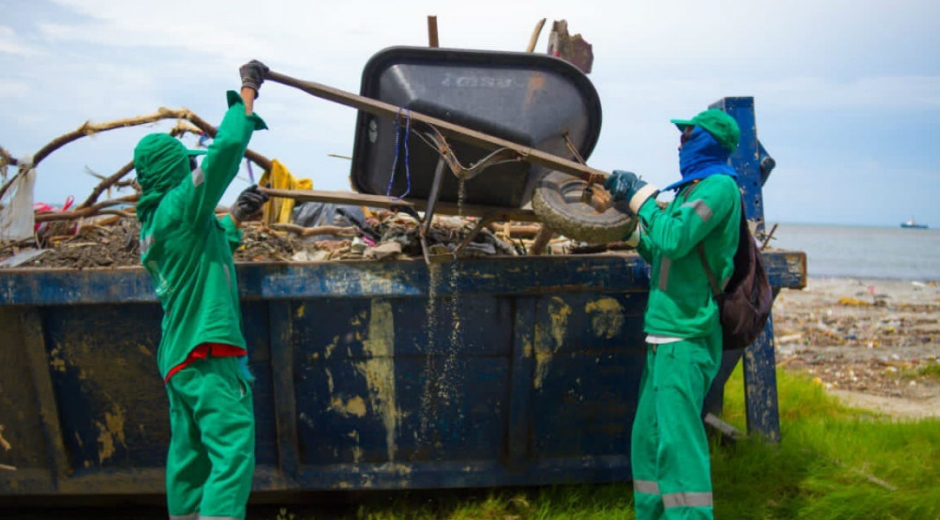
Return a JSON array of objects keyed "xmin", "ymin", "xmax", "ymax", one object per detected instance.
[
  {"xmin": 266, "ymin": 71, "xmax": 610, "ymax": 184},
  {"xmin": 21, "ymin": 308, "xmax": 71, "ymax": 484},
  {"xmin": 261, "ymin": 188, "xmax": 414, "ymax": 210},
  {"xmin": 261, "ymin": 187, "xmax": 541, "ymax": 222},
  {"xmin": 526, "ymin": 19, "xmax": 547, "ymax": 53}
]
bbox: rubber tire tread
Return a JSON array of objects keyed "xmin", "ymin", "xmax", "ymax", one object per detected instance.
[{"xmin": 532, "ymin": 171, "xmax": 637, "ymax": 244}]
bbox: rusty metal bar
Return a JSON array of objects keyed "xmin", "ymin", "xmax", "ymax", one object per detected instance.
[
  {"xmin": 452, "ymin": 215, "xmax": 496, "ymax": 258},
  {"xmin": 427, "ymin": 16, "xmax": 439, "ymax": 48},
  {"xmin": 265, "ymin": 71, "xmax": 609, "ymax": 184}
]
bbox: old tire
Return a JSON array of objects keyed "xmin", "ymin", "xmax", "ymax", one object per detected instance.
[{"xmin": 532, "ymin": 171, "xmax": 637, "ymax": 244}]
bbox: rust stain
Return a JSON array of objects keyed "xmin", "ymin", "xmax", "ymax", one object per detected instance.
[
  {"xmin": 524, "ymin": 73, "xmax": 547, "ymax": 107},
  {"xmin": 325, "ymin": 368, "xmax": 335, "ymax": 394},
  {"xmin": 325, "ymin": 335, "xmax": 339, "ymax": 359},
  {"xmin": 0, "ymin": 425, "xmax": 11, "ymax": 451},
  {"xmin": 585, "ymin": 297, "xmax": 625, "ymax": 339},
  {"xmin": 49, "ymin": 346, "xmax": 67, "ymax": 373},
  {"xmin": 535, "ymin": 297, "xmax": 572, "ymax": 389},
  {"xmin": 95, "ymin": 407, "xmax": 127, "ymax": 464},
  {"xmin": 357, "ymin": 300, "xmax": 400, "ymax": 461},
  {"xmin": 348, "ymin": 430, "xmax": 362, "ymax": 464},
  {"xmin": 298, "ymin": 412, "xmax": 315, "ymax": 429},
  {"xmin": 331, "ymin": 395, "xmax": 367, "ymax": 418}
]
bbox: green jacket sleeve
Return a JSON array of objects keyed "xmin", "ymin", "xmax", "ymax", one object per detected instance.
[
  {"xmin": 636, "ymin": 176, "xmax": 738, "ymax": 260},
  {"xmin": 217, "ymin": 214, "xmax": 243, "ymax": 254},
  {"xmin": 635, "ymin": 227, "xmax": 654, "ymax": 262},
  {"xmin": 182, "ymin": 91, "xmax": 267, "ymax": 225}
]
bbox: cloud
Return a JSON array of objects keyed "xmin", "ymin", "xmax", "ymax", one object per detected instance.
[
  {"xmin": 3, "ymin": 0, "xmax": 938, "ymax": 225},
  {"xmin": 754, "ymin": 76, "xmax": 940, "ymax": 111},
  {"xmin": 0, "ymin": 79, "xmax": 29, "ymax": 97},
  {"xmin": 0, "ymin": 26, "xmax": 43, "ymax": 56}
]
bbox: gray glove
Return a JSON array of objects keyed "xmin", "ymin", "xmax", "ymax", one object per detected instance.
[
  {"xmin": 239, "ymin": 60, "xmax": 269, "ymax": 98},
  {"xmin": 230, "ymin": 185, "xmax": 269, "ymax": 222}
]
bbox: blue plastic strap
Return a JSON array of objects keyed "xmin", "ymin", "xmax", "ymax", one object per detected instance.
[{"xmin": 386, "ymin": 108, "xmax": 412, "ymax": 199}]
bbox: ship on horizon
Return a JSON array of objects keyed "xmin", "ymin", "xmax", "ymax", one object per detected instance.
[{"xmin": 901, "ymin": 216, "xmax": 928, "ymax": 229}]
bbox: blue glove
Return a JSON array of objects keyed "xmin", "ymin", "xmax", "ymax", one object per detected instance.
[
  {"xmin": 604, "ymin": 170, "xmax": 640, "ymax": 201},
  {"xmin": 604, "ymin": 170, "xmax": 658, "ymax": 214}
]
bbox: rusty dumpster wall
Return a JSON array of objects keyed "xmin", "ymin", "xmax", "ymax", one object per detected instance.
[{"xmin": 0, "ymin": 253, "xmax": 805, "ymax": 496}]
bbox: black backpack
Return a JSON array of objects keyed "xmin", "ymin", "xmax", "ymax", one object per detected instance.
[{"xmin": 690, "ymin": 190, "xmax": 774, "ymax": 350}]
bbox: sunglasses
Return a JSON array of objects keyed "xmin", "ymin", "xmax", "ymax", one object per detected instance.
[{"xmin": 680, "ymin": 125, "xmax": 695, "ymax": 145}]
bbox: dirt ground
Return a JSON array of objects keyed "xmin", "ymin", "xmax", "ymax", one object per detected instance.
[{"xmin": 772, "ymin": 277, "xmax": 940, "ymax": 419}]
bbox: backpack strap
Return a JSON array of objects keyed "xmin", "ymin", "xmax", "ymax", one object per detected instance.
[
  {"xmin": 682, "ymin": 181, "xmax": 736, "ymax": 298},
  {"xmin": 696, "ymin": 242, "xmax": 722, "ymax": 297}
]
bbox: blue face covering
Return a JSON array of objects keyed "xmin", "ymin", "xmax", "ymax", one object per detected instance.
[{"xmin": 662, "ymin": 126, "xmax": 737, "ymax": 192}]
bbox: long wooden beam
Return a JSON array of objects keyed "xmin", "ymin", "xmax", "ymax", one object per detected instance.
[
  {"xmin": 265, "ymin": 71, "xmax": 609, "ymax": 184},
  {"xmin": 261, "ymin": 187, "xmax": 541, "ymax": 222}
]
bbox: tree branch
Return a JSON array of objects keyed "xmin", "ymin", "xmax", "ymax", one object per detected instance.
[{"xmin": 1, "ymin": 107, "xmax": 274, "ymax": 202}]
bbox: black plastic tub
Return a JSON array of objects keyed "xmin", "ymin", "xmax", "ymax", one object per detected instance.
[{"xmin": 350, "ymin": 47, "xmax": 603, "ymax": 208}]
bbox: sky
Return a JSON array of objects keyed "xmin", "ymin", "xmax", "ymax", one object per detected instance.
[{"xmin": 1, "ymin": 0, "xmax": 939, "ymax": 227}]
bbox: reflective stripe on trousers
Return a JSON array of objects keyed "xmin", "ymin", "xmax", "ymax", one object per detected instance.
[
  {"xmin": 663, "ymin": 491, "xmax": 714, "ymax": 509},
  {"xmin": 634, "ymin": 480, "xmax": 660, "ymax": 495},
  {"xmin": 170, "ymin": 515, "xmax": 241, "ymax": 520}
]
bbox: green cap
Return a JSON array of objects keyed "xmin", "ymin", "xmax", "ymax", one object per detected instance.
[{"xmin": 670, "ymin": 108, "xmax": 740, "ymax": 151}]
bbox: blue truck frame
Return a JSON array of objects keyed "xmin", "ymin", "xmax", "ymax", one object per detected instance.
[{"xmin": 0, "ymin": 97, "xmax": 805, "ymax": 497}]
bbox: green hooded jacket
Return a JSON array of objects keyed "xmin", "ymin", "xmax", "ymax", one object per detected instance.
[
  {"xmin": 135, "ymin": 91, "xmax": 267, "ymax": 379},
  {"xmin": 634, "ymin": 175, "xmax": 741, "ymax": 338}
]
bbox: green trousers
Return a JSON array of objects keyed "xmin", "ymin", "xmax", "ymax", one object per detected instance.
[
  {"xmin": 631, "ymin": 327, "xmax": 723, "ymax": 520},
  {"xmin": 165, "ymin": 356, "xmax": 255, "ymax": 520}
]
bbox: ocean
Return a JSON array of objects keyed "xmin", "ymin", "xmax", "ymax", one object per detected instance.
[{"xmin": 770, "ymin": 223, "xmax": 940, "ymax": 281}]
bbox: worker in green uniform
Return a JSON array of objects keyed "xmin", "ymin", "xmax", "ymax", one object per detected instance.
[
  {"xmin": 134, "ymin": 60, "xmax": 270, "ymax": 520},
  {"xmin": 605, "ymin": 109, "xmax": 742, "ymax": 520}
]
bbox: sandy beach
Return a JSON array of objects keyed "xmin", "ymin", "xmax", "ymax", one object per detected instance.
[{"xmin": 772, "ymin": 277, "xmax": 940, "ymax": 418}]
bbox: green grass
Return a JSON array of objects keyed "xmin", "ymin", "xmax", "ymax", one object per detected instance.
[
  {"xmin": 916, "ymin": 362, "xmax": 940, "ymax": 380},
  {"xmin": 715, "ymin": 368, "xmax": 940, "ymax": 520},
  {"xmin": 274, "ymin": 365, "xmax": 940, "ymax": 520}
]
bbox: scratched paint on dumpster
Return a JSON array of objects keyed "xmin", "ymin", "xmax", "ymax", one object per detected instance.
[
  {"xmin": 94, "ymin": 407, "xmax": 127, "ymax": 464},
  {"xmin": 357, "ymin": 300, "xmax": 400, "ymax": 462},
  {"xmin": 585, "ymin": 297, "xmax": 625, "ymax": 339},
  {"xmin": 532, "ymin": 292, "xmax": 647, "ymax": 459},
  {"xmin": 330, "ymin": 395, "xmax": 367, "ymax": 418},
  {"xmin": 534, "ymin": 297, "xmax": 571, "ymax": 390},
  {"xmin": 0, "ymin": 425, "xmax": 11, "ymax": 451}
]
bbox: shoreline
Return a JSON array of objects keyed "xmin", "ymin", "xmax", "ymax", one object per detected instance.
[
  {"xmin": 773, "ymin": 276, "xmax": 940, "ymax": 418},
  {"xmin": 806, "ymin": 275, "xmax": 940, "ymax": 283}
]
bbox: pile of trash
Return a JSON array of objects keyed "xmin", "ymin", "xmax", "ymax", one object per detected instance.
[{"xmin": 0, "ymin": 201, "xmax": 569, "ymax": 269}]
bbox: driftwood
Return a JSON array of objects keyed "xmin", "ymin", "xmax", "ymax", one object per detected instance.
[
  {"xmin": 34, "ymin": 195, "xmax": 138, "ymax": 223},
  {"xmin": 526, "ymin": 18, "xmax": 547, "ymax": 53},
  {"xmin": 271, "ymin": 223, "xmax": 359, "ymax": 238},
  {"xmin": 0, "ymin": 108, "xmax": 274, "ymax": 203},
  {"xmin": 488, "ymin": 223, "xmax": 542, "ymax": 239},
  {"xmin": 0, "ymin": 144, "xmax": 15, "ymax": 183}
]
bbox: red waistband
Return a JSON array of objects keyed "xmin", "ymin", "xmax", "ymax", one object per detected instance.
[{"xmin": 164, "ymin": 343, "xmax": 247, "ymax": 383}]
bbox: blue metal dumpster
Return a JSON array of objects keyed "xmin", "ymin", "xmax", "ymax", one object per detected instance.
[{"xmin": 0, "ymin": 97, "xmax": 806, "ymax": 498}]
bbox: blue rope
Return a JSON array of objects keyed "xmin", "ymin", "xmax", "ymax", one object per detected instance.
[{"xmin": 386, "ymin": 108, "xmax": 412, "ymax": 199}]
